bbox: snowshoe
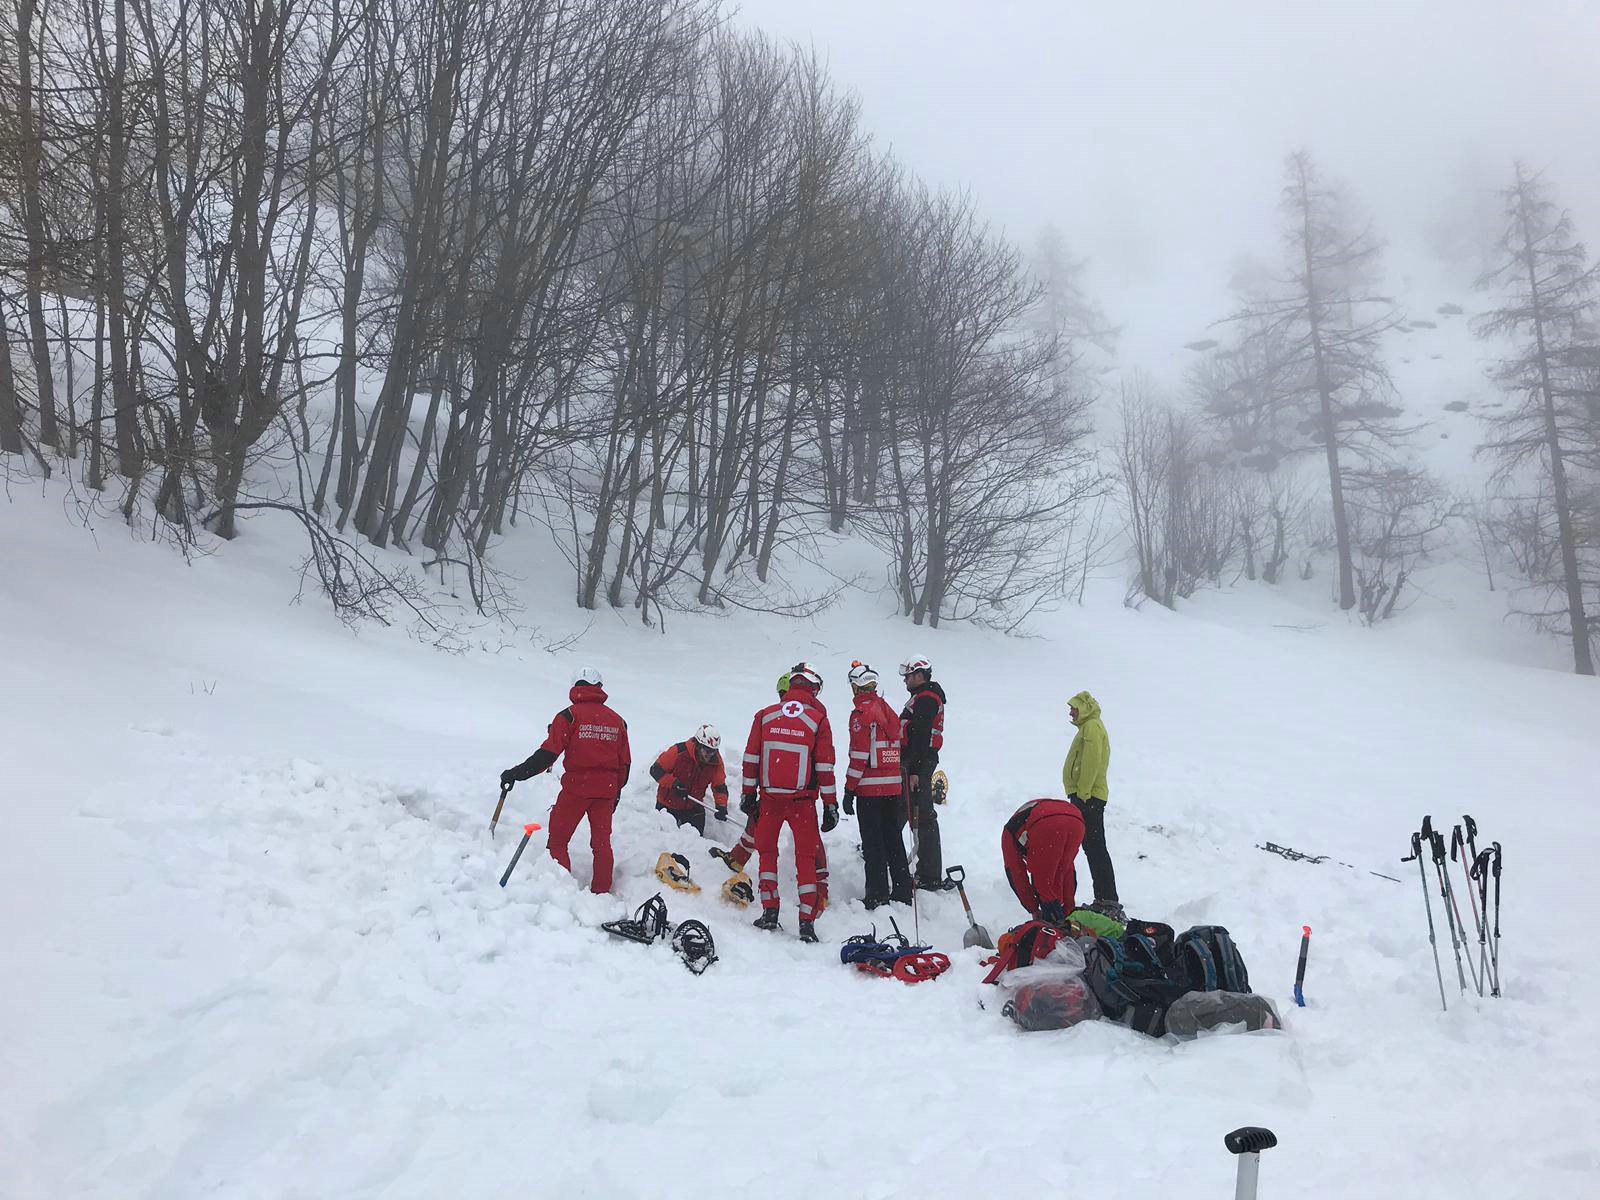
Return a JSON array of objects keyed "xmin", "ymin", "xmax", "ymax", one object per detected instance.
[
  {"xmin": 671, "ymin": 919, "xmax": 718, "ymax": 975},
  {"xmin": 752, "ymin": 909, "xmax": 781, "ymax": 932},
  {"xmin": 709, "ymin": 847, "xmax": 743, "ymax": 873},
  {"xmin": 655, "ymin": 851, "xmax": 701, "ymax": 893},
  {"xmin": 721, "ymin": 871, "xmax": 755, "ymax": 909},
  {"xmin": 602, "ymin": 894, "xmax": 671, "ymax": 944},
  {"xmin": 930, "ymin": 769, "xmax": 949, "ymax": 806},
  {"xmin": 798, "ymin": 921, "xmax": 819, "ymax": 944}
]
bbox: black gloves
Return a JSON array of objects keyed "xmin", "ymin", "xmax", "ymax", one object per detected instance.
[
  {"xmin": 500, "ymin": 769, "xmax": 518, "ymax": 789},
  {"xmin": 821, "ymin": 803, "xmax": 840, "ymax": 833},
  {"xmin": 842, "ymin": 792, "xmax": 855, "ymax": 816},
  {"xmin": 714, "ymin": 806, "xmax": 729, "ymax": 822},
  {"xmin": 740, "ymin": 792, "xmax": 759, "ymax": 820},
  {"xmin": 671, "ymin": 780, "xmax": 690, "ymax": 799},
  {"xmin": 1040, "ymin": 899, "xmax": 1068, "ymax": 927}
]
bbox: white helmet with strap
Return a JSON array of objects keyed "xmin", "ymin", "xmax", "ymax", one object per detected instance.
[
  {"xmin": 693, "ymin": 724, "xmax": 721, "ymax": 750},
  {"xmin": 848, "ymin": 661, "xmax": 879, "ymax": 690},
  {"xmin": 898, "ymin": 655, "xmax": 932, "ymax": 678},
  {"xmin": 572, "ymin": 666, "xmax": 604, "ymax": 687}
]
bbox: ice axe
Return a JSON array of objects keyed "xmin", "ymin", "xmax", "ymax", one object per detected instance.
[
  {"xmin": 945, "ymin": 865, "xmax": 994, "ymax": 950},
  {"xmin": 489, "ymin": 781, "xmax": 511, "ymax": 838}
]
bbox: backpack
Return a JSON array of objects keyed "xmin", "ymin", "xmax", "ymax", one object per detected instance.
[
  {"xmin": 1122, "ymin": 918, "xmax": 1176, "ymax": 967},
  {"xmin": 1164, "ymin": 990, "xmax": 1280, "ymax": 1041},
  {"xmin": 1002, "ymin": 977, "xmax": 1100, "ymax": 1032},
  {"xmin": 1173, "ymin": 925, "xmax": 1251, "ymax": 994},
  {"xmin": 982, "ymin": 920, "xmax": 1073, "ymax": 985},
  {"xmin": 1083, "ymin": 934, "xmax": 1188, "ymax": 1037}
]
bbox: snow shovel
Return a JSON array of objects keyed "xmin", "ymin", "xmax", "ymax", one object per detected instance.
[{"xmin": 945, "ymin": 865, "xmax": 994, "ymax": 950}]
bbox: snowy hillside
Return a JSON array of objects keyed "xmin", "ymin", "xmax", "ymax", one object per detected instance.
[{"xmin": 5, "ymin": 483, "xmax": 1598, "ymax": 1200}]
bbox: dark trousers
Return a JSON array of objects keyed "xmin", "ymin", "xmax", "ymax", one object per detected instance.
[
  {"xmin": 657, "ymin": 800, "xmax": 706, "ymax": 836},
  {"xmin": 910, "ymin": 776, "xmax": 943, "ymax": 886},
  {"xmin": 858, "ymin": 795, "xmax": 914, "ymax": 902},
  {"xmin": 1070, "ymin": 796, "xmax": 1118, "ymax": 902}
]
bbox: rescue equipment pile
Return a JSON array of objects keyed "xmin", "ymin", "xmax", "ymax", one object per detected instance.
[{"xmin": 980, "ymin": 911, "xmax": 1282, "ymax": 1039}]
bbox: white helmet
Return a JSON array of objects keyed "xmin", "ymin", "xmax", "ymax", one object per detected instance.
[
  {"xmin": 788, "ymin": 662, "xmax": 823, "ymax": 692},
  {"xmin": 898, "ymin": 656, "xmax": 932, "ymax": 678},
  {"xmin": 572, "ymin": 666, "xmax": 604, "ymax": 687},
  {"xmin": 693, "ymin": 724, "xmax": 721, "ymax": 750},
  {"xmin": 847, "ymin": 661, "xmax": 879, "ymax": 690}
]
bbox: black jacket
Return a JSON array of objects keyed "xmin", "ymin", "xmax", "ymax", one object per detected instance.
[{"xmin": 900, "ymin": 681, "xmax": 946, "ymax": 777}]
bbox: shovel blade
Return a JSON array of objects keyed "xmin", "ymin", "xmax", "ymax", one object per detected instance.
[{"xmin": 964, "ymin": 923, "xmax": 995, "ymax": 951}]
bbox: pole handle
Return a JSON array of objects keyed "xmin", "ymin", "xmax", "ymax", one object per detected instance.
[{"xmin": 1225, "ymin": 1127, "xmax": 1278, "ymax": 1155}]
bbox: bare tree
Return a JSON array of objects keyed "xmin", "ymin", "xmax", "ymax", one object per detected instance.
[
  {"xmin": 1212, "ymin": 151, "xmax": 1411, "ymax": 611},
  {"xmin": 1474, "ymin": 164, "xmax": 1598, "ymax": 674}
]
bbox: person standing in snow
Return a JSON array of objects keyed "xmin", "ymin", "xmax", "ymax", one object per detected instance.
[
  {"xmin": 501, "ymin": 668, "xmax": 631, "ymax": 894},
  {"xmin": 1062, "ymin": 689, "xmax": 1122, "ymax": 921},
  {"xmin": 649, "ymin": 725, "xmax": 728, "ymax": 836},
  {"xmin": 899, "ymin": 656, "xmax": 949, "ymax": 890},
  {"xmin": 843, "ymin": 662, "xmax": 913, "ymax": 908},
  {"xmin": 741, "ymin": 662, "xmax": 837, "ymax": 942},
  {"xmin": 711, "ymin": 671, "xmax": 830, "ymax": 911},
  {"xmin": 1000, "ymin": 797, "xmax": 1087, "ymax": 925}
]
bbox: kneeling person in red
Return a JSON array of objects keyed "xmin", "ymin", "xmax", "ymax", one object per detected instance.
[
  {"xmin": 1000, "ymin": 798, "xmax": 1086, "ymax": 927},
  {"xmin": 649, "ymin": 725, "xmax": 728, "ymax": 836},
  {"xmin": 501, "ymin": 668, "xmax": 631, "ymax": 894},
  {"xmin": 741, "ymin": 662, "xmax": 837, "ymax": 943}
]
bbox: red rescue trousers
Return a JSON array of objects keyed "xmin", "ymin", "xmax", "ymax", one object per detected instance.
[
  {"xmin": 754, "ymin": 796, "xmax": 825, "ymax": 920},
  {"xmin": 1002, "ymin": 801, "xmax": 1086, "ymax": 917},
  {"xmin": 731, "ymin": 807, "xmax": 828, "ymax": 907},
  {"xmin": 547, "ymin": 794, "xmax": 617, "ymax": 894}
]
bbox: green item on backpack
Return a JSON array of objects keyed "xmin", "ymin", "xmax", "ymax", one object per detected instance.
[{"xmin": 1068, "ymin": 907, "xmax": 1126, "ymax": 939}]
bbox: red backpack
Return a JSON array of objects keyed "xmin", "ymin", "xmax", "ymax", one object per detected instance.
[{"xmin": 981, "ymin": 920, "xmax": 1072, "ymax": 985}]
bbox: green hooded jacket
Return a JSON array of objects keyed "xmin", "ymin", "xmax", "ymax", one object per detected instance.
[{"xmin": 1062, "ymin": 690, "xmax": 1110, "ymax": 802}]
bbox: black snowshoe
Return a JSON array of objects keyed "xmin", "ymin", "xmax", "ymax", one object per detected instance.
[{"xmin": 602, "ymin": 894, "xmax": 671, "ymax": 944}]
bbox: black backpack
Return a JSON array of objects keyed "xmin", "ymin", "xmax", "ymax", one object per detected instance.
[
  {"xmin": 1173, "ymin": 925, "xmax": 1251, "ymax": 994},
  {"xmin": 1083, "ymin": 933, "xmax": 1188, "ymax": 1037}
]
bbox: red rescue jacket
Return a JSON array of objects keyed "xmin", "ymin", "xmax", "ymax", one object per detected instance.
[
  {"xmin": 652, "ymin": 740, "xmax": 729, "ymax": 811},
  {"xmin": 1001, "ymin": 798, "xmax": 1085, "ymax": 916},
  {"xmin": 846, "ymin": 691, "xmax": 903, "ymax": 799},
  {"xmin": 540, "ymin": 684, "xmax": 631, "ymax": 802},
  {"xmin": 741, "ymin": 679, "xmax": 836, "ymax": 804}
]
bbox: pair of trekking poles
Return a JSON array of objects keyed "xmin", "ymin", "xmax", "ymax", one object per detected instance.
[{"xmin": 1401, "ymin": 814, "xmax": 1502, "ymax": 1011}]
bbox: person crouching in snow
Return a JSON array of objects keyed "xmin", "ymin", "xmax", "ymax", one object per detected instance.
[
  {"xmin": 741, "ymin": 662, "xmax": 837, "ymax": 942},
  {"xmin": 1062, "ymin": 689, "xmax": 1123, "ymax": 922},
  {"xmin": 649, "ymin": 725, "xmax": 728, "ymax": 836},
  {"xmin": 844, "ymin": 661, "xmax": 913, "ymax": 908},
  {"xmin": 710, "ymin": 671, "xmax": 830, "ymax": 913},
  {"xmin": 501, "ymin": 668, "xmax": 631, "ymax": 894},
  {"xmin": 1001, "ymin": 798, "xmax": 1087, "ymax": 926}
]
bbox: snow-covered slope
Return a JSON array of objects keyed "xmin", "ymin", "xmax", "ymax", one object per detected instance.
[{"xmin": 4, "ymin": 486, "xmax": 1598, "ymax": 1200}]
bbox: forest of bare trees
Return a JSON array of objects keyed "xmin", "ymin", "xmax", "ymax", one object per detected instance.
[{"xmin": 0, "ymin": 0, "xmax": 1096, "ymax": 630}]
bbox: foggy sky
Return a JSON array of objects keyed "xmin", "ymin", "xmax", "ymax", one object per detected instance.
[{"xmin": 735, "ymin": 0, "xmax": 1600, "ymax": 375}]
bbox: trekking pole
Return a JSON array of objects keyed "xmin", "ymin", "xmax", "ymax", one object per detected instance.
[
  {"xmin": 1293, "ymin": 925, "xmax": 1311, "ymax": 1007},
  {"xmin": 1423, "ymin": 818, "xmax": 1470, "ymax": 995},
  {"xmin": 1489, "ymin": 842, "xmax": 1502, "ymax": 995},
  {"xmin": 1448, "ymin": 826, "xmax": 1485, "ymax": 996},
  {"xmin": 1453, "ymin": 825, "xmax": 1488, "ymax": 991},
  {"xmin": 1436, "ymin": 829, "xmax": 1481, "ymax": 995},
  {"xmin": 489, "ymin": 781, "xmax": 511, "ymax": 838},
  {"xmin": 498, "ymin": 822, "xmax": 543, "ymax": 888},
  {"xmin": 1224, "ymin": 1127, "xmax": 1277, "ymax": 1200},
  {"xmin": 1402, "ymin": 830, "xmax": 1448, "ymax": 1012},
  {"xmin": 1471, "ymin": 848, "xmax": 1500, "ymax": 997}
]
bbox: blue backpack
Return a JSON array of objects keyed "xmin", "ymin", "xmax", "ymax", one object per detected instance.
[{"xmin": 1174, "ymin": 925, "xmax": 1251, "ymax": 994}]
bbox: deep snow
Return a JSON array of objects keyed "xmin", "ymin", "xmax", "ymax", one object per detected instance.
[{"xmin": 4, "ymin": 484, "xmax": 1599, "ymax": 1200}]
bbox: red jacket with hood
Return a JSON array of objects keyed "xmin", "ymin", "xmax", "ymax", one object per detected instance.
[
  {"xmin": 741, "ymin": 679, "xmax": 836, "ymax": 804},
  {"xmin": 521, "ymin": 684, "xmax": 631, "ymax": 802}
]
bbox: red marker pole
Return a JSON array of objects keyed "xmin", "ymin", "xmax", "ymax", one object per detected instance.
[
  {"xmin": 1293, "ymin": 926, "xmax": 1311, "ymax": 1007},
  {"xmin": 499, "ymin": 823, "xmax": 543, "ymax": 888}
]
